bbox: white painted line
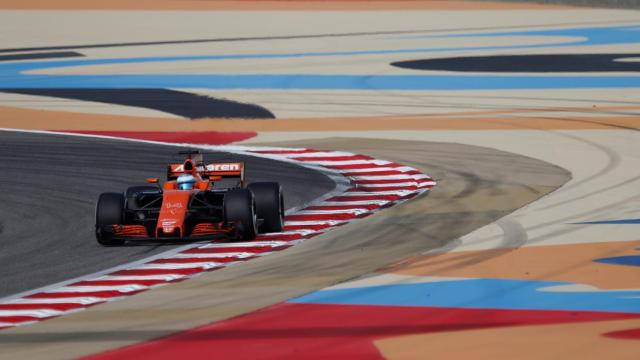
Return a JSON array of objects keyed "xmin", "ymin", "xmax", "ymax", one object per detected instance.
[
  {"xmin": 52, "ymin": 285, "xmax": 147, "ymax": 293},
  {"xmin": 321, "ymin": 200, "xmax": 391, "ymax": 206},
  {"xmin": 0, "ymin": 322, "xmax": 25, "ymax": 327},
  {"xmin": 170, "ymin": 252, "xmax": 256, "ymax": 259},
  {"xmin": 275, "ymin": 151, "xmax": 357, "ymax": 158},
  {"xmin": 295, "ymin": 208, "xmax": 370, "ymax": 215},
  {"xmin": 257, "ymin": 230, "xmax": 318, "ymax": 237},
  {"xmin": 300, "ymin": 159, "xmax": 392, "ymax": 166},
  {"xmin": 336, "ymin": 167, "xmax": 402, "ymax": 174},
  {"xmin": 355, "ymin": 182, "xmax": 418, "ymax": 187},
  {"xmin": 134, "ymin": 263, "xmax": 221, "ymax": 270},
  {"xmin": 197, "ymin": 241, "xmax": 292, "ymax": 249},
  {"xmin": 284, "ymin": 220, "xmax": 349, "ymax": 226},
  {"xmin": 5, "ymin": 297, "xmax": 105, "ymax": 305},
  {"xmin": 97, "ymin": 275, "xmax": 186, "ymax": 282},
  {"xmin": 350, "ymin": 174, "xmax": 427, "ymax": 181},
  {"xmin": 344, "ymin": 190, "xmax": 416, "ymax": 196},
  {"xmin": 0, "ymin": 309, "xmax": 63, "ymax": 318}
]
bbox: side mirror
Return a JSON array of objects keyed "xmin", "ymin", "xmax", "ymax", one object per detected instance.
[{"xmin": 146, "ymin": 178, "xmax": 159, "ymax": 184}]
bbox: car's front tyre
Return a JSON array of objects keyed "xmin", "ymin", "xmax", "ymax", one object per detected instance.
[
  {"xmin": 248, "ymin": 182, "xmax": 284, "ymax": 233},
  {"xmin": 224, "ymin": 189, "xmax": 257, "ymax": 241},
  {"xmin": 95, "ymin": 192, "xmax": 125, "ymax": 246}
]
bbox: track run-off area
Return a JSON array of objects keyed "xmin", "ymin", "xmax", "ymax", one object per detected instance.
[{"xmin": 1, "ymin": 1, "xmax": 640, "ymax": 359}]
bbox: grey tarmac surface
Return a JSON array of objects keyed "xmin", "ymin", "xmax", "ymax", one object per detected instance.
[
  {"xmin": 0, "ymin": 138, "xmax": 571, "ymax": 359},
  {"xmin": 0, "ymin": 130, "xmax": 334, "ymax": 298}
]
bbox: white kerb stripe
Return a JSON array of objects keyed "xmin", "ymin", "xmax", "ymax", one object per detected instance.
[
  {"xmin": 350, "ymin": 174, "xmax": 422, "ymax": 181},
  {"xmin": 345, "ymin": 190, "xmax": 415, "ymax": 196},
  {"xmin": 302, "ymin": 160, "xmax": 391, "ymax": 166},
  {"xmin": 0, "ymin": 309, "xmax": 63, "ymax": 318},
  {"xmin": 321, "ymin": 200, "xmax": 391, "ymax": 206},
  {"xmin": 276, "ymin": 151, "xmax": 357, "ymax": 158},
  {"xmin": 97, "ymin": 274, "xmax": 186, "ymax": 282},
  {"xmin": 170, "ymin": 252, "xmax": 255, "ymax": 259},
  {"xmin": 395, "ymin": 166, "xmax": 423, "ymax": 172},
  {"xmin": 257, "ymin": 230, "xmax": 317, "ymax": 237},
  {"xmin": 134, "ymin": 263, "xmax": 222, "ymax": 270},
  {"xmin": 355, "ymin": 182, "xmax": 418, "ymax": 188},
  {"xmin": 333, "ymin": 167, "xmax": 400, "ymax": 174},
  {"xmin": 295, "ymin": 208, "xmax": 369, "ymax": 215},
  {"xmin": 197, "ymin": 241, "xmax": 290, "ymax": 249},
  {"xmin": 0, "ymin": 322, "xmax": 21, "ymax": 327},
  {"xmin": 352, "ymin": 174, "xmax": 432, "ymax": 181},
  {"xmin": 4, "ymin": 297, "xmax": 104, "ymax": 305},
  {"xmin": 53, "ymin": 285, "xmax": 147, "ymax": 293},
  {"xmin": 284, "ymin": 220, "xmax": 348, "ymax": 226}
]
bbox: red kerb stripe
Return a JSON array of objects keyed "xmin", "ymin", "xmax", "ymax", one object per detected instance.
[
  {"xmin": 352, "ymin": 179, "xmax": 418, "ymax": 185},
  {"xmin": 71, "ymin": 279, "xmax": 168, "ymax": 287},
  {"xmin": 0, "ymin": 303, "xmax": 87, "ymax": 311},
  {"xmin": 284, "ymin": 224, "xmax": 332, "ymax": 231},
  {"xmin": 286, "ymin": 213, "xmax": 357, "ymax": 221},
  {"xmin": 291, "ymin": 154, "xmax": 374, "ymax": 162},
  {"xmin": 183, "ymin": 246, "xmax": 289, "ymax": 254},
  {"xmin": 0, "ymin": 316, "xmax": 48, "ymax": 323},
  {"xmin": 26, "ymin": 290, "xmax": 145, "ymax": 299},
  {"xmin": 111, "ymin": 268, "xmax": 205, "ymax": 276},
  {"xmin": 150, "ymin": 257, "xmax": 253, "ymax": 264},
  {"xmin": 254, "ymin": 233, "xmax": 305, "ymax": 241},
  {"xmin": 250, "ymin": 149, "xmax": 320, "ymax": 154},
  {"xmin": 305, "ymin": 204, "xmax": 380, "ymax": 211},
  {"xmin": 328, "ymin": 195, "xmax": 400, "ymax": 202}
]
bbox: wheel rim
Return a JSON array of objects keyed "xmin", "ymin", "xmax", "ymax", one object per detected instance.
[
  {"xmin": 279, "ymin": 192, "xmax": 284, "ymax": 226},
  {"xmin": 252, "ymin": 199, "xmax": 258, "ymax": 234}
]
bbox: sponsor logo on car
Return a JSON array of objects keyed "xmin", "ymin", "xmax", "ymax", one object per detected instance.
[
  {"xmin": 165, "ymin": 202, "xmax": 183, "ymax": 215},
  {"xmin": 206, "ymin": 163, "xmax": 241, "ymax": 172},
  {"xmin": 161, "ymin": 219, "xmax": 177, "ymax": 233}
]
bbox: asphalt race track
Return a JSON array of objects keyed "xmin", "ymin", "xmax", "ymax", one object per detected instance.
[{"xmin": 0, "ymin": 130, "xmax": 334, "ymax": 298}]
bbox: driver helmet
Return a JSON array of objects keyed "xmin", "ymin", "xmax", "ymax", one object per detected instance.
[{"xmin": 177, "ymin": 173, "xmax": 196, "ymax": 190}]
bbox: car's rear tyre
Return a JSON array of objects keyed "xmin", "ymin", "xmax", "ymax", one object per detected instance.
[
  {"xmin": 224, "ymin": 189, "xmax": 257, "ymax": 241},
  {"xmin": 95, "ymin": 192, "xmax": 125, "ymax": 246},
  {"xmin": 248, "ymin": 182, "xmax": 284, "ymax": 233}
]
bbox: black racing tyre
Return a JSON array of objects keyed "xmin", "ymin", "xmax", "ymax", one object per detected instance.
[
  {"xmin": 95, "ymin": 192, "xmax": 125, "ymax": 246},
  {"xmin": 248, "ymin": 182, "xmax": 284, "ymax": 233},
  {"xmin": 224, "ymin": 189, "xmax": 257, "ymax": 241}
]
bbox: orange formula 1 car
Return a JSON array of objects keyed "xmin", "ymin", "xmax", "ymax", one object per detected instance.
[{"xmin": 95, "ymin": 150, "xmax": 284, "ymax": 245}]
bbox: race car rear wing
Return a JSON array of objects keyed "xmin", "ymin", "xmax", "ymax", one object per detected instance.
[
  {"xmin": 167, "ymin": 161, "xmax": 245, "ymax": 188},
  {"xmin": 204, "ymin": 162, "xmax": 245, "ymax": 189}
]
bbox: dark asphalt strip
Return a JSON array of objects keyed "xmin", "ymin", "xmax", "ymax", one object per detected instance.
[
  {"xmin": 0, "ymin": 51, "xmax": 84, "ymax": 62},
  {"xmin": 1, "ymin": 89, "xmax": 275, "ymax": 119},
  {"xmin": 392, "ymin": 54, "xmax": 640, "ymax": 73},
  {"xmin": 0, "ymin": 131, "xmax": 334, "ymax": 298}
]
